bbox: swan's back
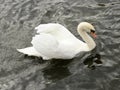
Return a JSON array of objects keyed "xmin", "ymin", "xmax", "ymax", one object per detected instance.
[
  {"xmin": 31, "ymin": 23, "xmax": 88, "ymax": 59},
  {"xmin": 17, "ymin": 23, "xmax": 90, "ymax": 60},
  {"xmin": 35, "ymin": 23, "xmax": 83, "ymax": 44},
  {"xmin": 35, "ymin": 23, "xmax": 67, "ymax": 34}
]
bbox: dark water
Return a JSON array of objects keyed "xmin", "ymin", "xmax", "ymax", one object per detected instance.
[{"xmin": 0, "ymin": 0, "xmax": 120, "ymax": 90}]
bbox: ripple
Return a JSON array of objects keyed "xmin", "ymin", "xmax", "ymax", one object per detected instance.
[{"xmin": 0, "ymin": 0, "xmax": 120, "ymax": 90}]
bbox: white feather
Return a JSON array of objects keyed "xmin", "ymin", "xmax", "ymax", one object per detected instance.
[
  {"xmin": 17, "ymin": 47, "xmax": 41, "ymax": 57},
  {"xmin": 17, "ymin": 22, "xmax": 96, "ymax": 60},
  {"xmin": 31, "ymin": 33, "xmax": 59, "ymax": 59}
]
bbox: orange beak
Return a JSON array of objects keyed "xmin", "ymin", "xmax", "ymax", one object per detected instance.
[{"xmin": 90, "ymin": 32, "xmax": 96, "ymax": 38}]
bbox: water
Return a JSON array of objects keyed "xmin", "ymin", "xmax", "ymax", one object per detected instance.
[{"xmin": 0, "ymin": 0, "xmax": 120, "ymax": 90}]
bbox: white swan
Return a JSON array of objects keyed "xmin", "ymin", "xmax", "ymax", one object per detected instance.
[{"xmin": 17, "ymin": 22, "xmax": 96, "ymax": 60}]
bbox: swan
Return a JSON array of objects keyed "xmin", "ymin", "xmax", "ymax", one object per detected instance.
[{"xmin": 17, "ymin": 22, "xmax": 96, "ymax": 60}]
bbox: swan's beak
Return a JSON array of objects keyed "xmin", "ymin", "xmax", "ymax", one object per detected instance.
[{"xmin": 90, "ymin": 32, "xmax": 96, "ymax": 38}]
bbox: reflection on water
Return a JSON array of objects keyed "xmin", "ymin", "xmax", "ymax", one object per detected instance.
[
  {"xmin": 42, "ymin": 51, "xmax": 103, "ymax": 82},
  {"xmin": 0, "ymin": 0, "xmax": 120, "ymax": 90},
  {"xmin": 83, "ymin": 53, "xmax": 102, "ymax": 70},
  {"xmin": 42, "ymin": 59, "xmax": 72, "ymax": 82}
]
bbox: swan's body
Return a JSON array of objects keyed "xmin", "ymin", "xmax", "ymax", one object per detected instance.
[{"xmin": 17, "ymin": 22, "xmax": 96, "ymax": 60}]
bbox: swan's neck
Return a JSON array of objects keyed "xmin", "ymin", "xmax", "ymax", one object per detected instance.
[{"xmin": 78, "ymin": 30, "xmax": 96, "ymax": 51}]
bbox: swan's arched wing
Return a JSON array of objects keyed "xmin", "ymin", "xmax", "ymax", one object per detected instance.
[
  {"xmin": 35, "ymin": 23, "xmax": 72, "ymax": 34},
  {"xmin": 35, "ymin": 23, "xmax": 61, "ymax": 34},
  {"xmin": 31, "ymin": 33, "xmax": 59, "ymax": 59},
  {"xmin": 35, "ymin": 23, "xmax": 77, "ymax": 41}
]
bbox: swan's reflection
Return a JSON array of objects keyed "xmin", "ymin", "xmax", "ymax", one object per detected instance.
[
  {"xmin": 83, "ymin": 53, "xmax": 102, "ymax": 70},
  {"xmin": 42, "ymin": 59, "xmax": 73, "ymax": 82},
  {"xmin": 42, "ymin": 53, "xmax": 102, "ymax": 83}
]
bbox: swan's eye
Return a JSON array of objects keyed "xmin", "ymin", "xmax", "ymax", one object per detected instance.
[{"xmin": 90, "ymin": 29, "xmax": 95, "ymax": 33}]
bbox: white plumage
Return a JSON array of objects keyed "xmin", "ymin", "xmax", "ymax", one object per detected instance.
[{"xmin": 17, "ymin": 22, "xmax": 96, "ymax": 60}]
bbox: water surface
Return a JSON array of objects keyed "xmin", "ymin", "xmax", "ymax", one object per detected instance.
[{"xmin": 0, "ymin": 0, "xmax": 120, "ymax": 90}]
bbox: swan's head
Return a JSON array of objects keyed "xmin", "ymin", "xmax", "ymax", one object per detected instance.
[{"xmin": 77, "ymin": 22, "xmax": 96, "ymax": 38}]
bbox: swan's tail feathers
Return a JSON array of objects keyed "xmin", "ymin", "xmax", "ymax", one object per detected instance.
[{"xmin": 17, "ymin": 47, "xmax": 41, "ymax": 57}]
